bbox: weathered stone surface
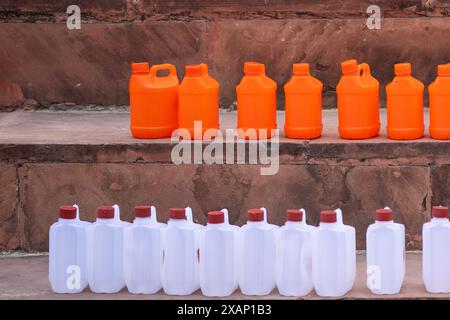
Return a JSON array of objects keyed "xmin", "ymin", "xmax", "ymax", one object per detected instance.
[
  {"xmin": 19, "ymin": 163, "xmax": 429, "ymax": 250},
  {"xmin": 0, "ymin": 21, "xmax": 206, "ymax": 106},
  {"xmin": 432, "ymin": 165, "xmax": 450, "ymax": 207},
  {"xmin": 0, "ymin": 164, "xmax": 19, "ymax": 249},
  {"xmin": 0, "ymin": 81, "xmax": 25, "ymax": 111},
  {"xmin": 0, "ymin": 0, "xmax": 448, "ymax": 23},
  {"xmin": 0, "ymin": 16, "xmax": 449, "ymax": 108}
]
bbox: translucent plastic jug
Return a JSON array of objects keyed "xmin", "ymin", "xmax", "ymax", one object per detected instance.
[
  {"xmin": 161, "ymin": 208, "xmax": 201, "ymax": 295},
  {"xmin": 429, "ymin": 64, "xmax": 450, "ymax": 140},
  {"xmin": 284, "ymin": 63, "xmax": 323, "ymax": 139},
  {"xmin": 337, "ymin": 59, "xmax": 380, "ymax": 139},
  {"xmin": 129, "ymin": 63, "xmax": 179, "ymax": 139},
  {"xmin": 423, "ymin": 206, "xmax": 450, "ymax": 293},
  {"xmin": 87, "ymin": 206, "xmax": 126, "ymax": 293},
  {"xmin": 238, "ymin": 208, "xmax": 278, "ymax": 295},
  {"xmin": 178, "ymin": 64, "xmax": 219, "ymax": 139},
  {"xmin": 49, "ymin": 205, "xmax": 89, "ymax": 293},
  {"xmin": 312, "ymin": 209, "xmax": 356, "ymax": 297},
  {"xmin": 366, "ymin": 207, "xmax": 405, "ymax": 295},
  {"xmin": 386, "ymin": 63, "xmax": 424, "ymax": 140},
  {"xmin": 124, "ymin": 205, "xmax": 165, "ymax": 294},
  {"xmin": 236, "ymin": 62, "xmax": 277, "ymax": 140},
  {"xmin": 199, "ymin": 209, "xmax": 238, "ymax": 297},
  {"xmin": 276, "ymin": 209, "xmax": 315, "ymax": 297}
]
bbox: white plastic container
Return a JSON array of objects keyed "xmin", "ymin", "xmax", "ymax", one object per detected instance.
[
  {"xmin": 87, "ymin": 206, "xmax": 126, "ymax": 293},
  {"xmin": 199, "ymin": 209, "xmax": 238, "ymax": 297},
  {"xmin": 49, "ymin": 205, "xmax": 89, "ymax": 293},
  {"xmin": 238, "ymin": 208, "xmax": 278, "ymax": 296},
  {"xmin": 161, "ymin": 207, "xmax": 201, "ymax": 295},
  {"xmin": 124, "ymin": 205, "xmax": 165, "ymax": 294},
  {"xmin": 366, "ymin": 207, "xmax": 405, "ymax": 294},
  {"xmin": 312, "ymin": 209, "xmax": 356, "ymax": 297},
  {"xmin": 423, "ymin": 206, "xmax": 450, "ymax": 293},
  {"xmin": 276, "ymin": 209, "xmax": 315, "ymax": 297}
]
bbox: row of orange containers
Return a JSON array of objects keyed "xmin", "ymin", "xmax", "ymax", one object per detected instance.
[{"xmin": 129, "ymin": 60, "xmax": 450, "ymax": 140}]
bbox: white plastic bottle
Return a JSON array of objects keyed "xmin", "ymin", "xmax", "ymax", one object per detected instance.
[
  {"xmin": 238, "ymin": 208, "xmax": 278, "ymax": 296},
  {"xmin": 276, "ymin": 209, "xmax": 315, "ymax": 297},
  {"xmin": 312, "ymin": 209, "xmax": 356, "ymax": 297},
  {"xmin": 366, "ymin": 207, "xmax": 405, "ymax": 294},
  {"xmin": 423, "ymin": 205, "xmax": 450, "ymax": 293},
  {"xmin": 87, "ymin": 206, "xmax": 125, "ymax": 293},
  {"xmin": 162, "ymin": 208, "xmax": 201, "ymax": 295},
  {"xmin": 199, "ymin": 210, "xmax": 238, "ymax": 297},
  {"xmin": 49, "ymin": 205, "xmax": 89, "ymax": 293},
  {"xmin": 124, "ymin": 205, "xmax": 165, "ymax": 294}
]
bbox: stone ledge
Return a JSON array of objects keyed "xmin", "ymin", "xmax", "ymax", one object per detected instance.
[
  {"xmin": 0, "ymin": 109, "xmax": 448, "ymax": 166},
  {"xmin": 0, "ymin": 253, "xmax": 448, "ymax": 300}
]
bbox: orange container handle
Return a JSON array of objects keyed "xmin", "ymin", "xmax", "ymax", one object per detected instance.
[
  {"xmin": 150, "ymin": 64, "xmax": 177, "ymax": 78},
  {"xmin": 358, "ymin": 63, "xmax": 371, "ymax": 77}
]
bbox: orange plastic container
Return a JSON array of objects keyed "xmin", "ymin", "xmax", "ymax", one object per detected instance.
[
  {"xmin": 337, "ymin": 59, "xmax": 380, "ymax": 139},
  {"xmin": 386, "ymin": 63, "xmax": 424, "ymax": 140},
  {"xmin": 236, "ymin": 62, "xmax": 277, "ymax": 140},
  {"xmin": 129, "ymin": 62, "xmax": 179, "ymax": 139},
  {"xmin": 284, "ymin": 63, "xmax": 323, "ymax": 139},
  {"xmin": 429, "ymin": 64, "xmax": 450, "ymax": 140},
  {"xmin": 178, "ymin": 63, "xmax": 219, "ymax": 139}
]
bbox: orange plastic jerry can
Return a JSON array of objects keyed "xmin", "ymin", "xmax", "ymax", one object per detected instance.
[
  {"xmin": 386, "ymin": 63, "xmax": 424, "ymax": 140},
  {"xmin": 337, "ymin": 59, "xmax": 380, "ymax": 139},
  {"xmin": 129, "ymin": 62, "xmax": 179, "ymax": 139},
  {"xmin": 178, "ymin": 64, "xmax": 219, "ymax": 139},
  {"xmin": 429, "ymin": 64, "xmax": 450, "ymax": 140},
  {"xmin": 236, "ymin": 62, "xmax": 277, "ymax": 140},
  {"xmin": 284, "ymin": 63, "xmax": 323, "ymax": 139}
]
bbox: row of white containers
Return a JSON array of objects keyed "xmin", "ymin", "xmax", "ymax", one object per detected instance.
[{"xmin": 49, "ymin": 204, "xmax": 450, "ymax": 297}]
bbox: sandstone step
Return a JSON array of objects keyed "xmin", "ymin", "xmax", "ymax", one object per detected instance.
[
  {"xmin": 0, "ymin": 109, "xmax": 448, "ymax": 251},
  {"xmin": 0, "ymin": 252, "xmax": 446, "ymax": 300}
]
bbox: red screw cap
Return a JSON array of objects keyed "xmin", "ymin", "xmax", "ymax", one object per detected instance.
[
  {"xmin": 248, "ymin": 209, "xmax": 264, "ymax": 222},
  {"xmin": 135, "ymin": 205, "xmax": 151, "ymax": 218},
  {"xmin": 169, "ymin": 208, "xmax": 186, "ymax": 220},
  {"xmin": 376, "ymin": 208, "xmax": 393, "ymax": 221},
  {"xmin": 131, "ymin": 62, "xmax": 150, "ymax": 74},
  {"xmin": 286, "ymin": 209, "xmax": 303, "ymax": 222},
  {"xmin": 185, "ymin": 64, "xmax": 203, "ymax": 77},
  {"xmin": 320, "ymin": 210, "xmax": 337, "ymax": 223},
  {"xmin": 208, "ymin": 211, "xmax": 225, "ymax": 224},
  {"xmin": 432, "ymin": 206, "xmax": 449, "ymax": 219},
  {"xmin": 60, "ymin": 205, "xmax": 76, "ymax": 219},
  {"xmin": 97, "ymin": 206, "xmax": 114, "ymax": 219}
]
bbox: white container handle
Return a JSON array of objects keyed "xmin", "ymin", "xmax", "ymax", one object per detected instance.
[
  {"xmin": 384, "ymin": 206, "xmax": 391, "ymax": 210},
  {"xmin": 260, "ymin": 207, "xmax": 268, "ymax": 223},
  {"xmin": 185, "ymin": 206, "xmax": 193, "ymax": 224},
  {"xmin": 113, "ymin": 204, "xmax": 120, "ymax": 223},
  {"xmin": 221, "ymin": 208, "xmax": 229, "ymax": 225},
  {"xmin": 150, "ymin": 205, "xmax": 157, "ymax": 223},
  {"xmin": 300, "ymin": 208, "xmax": 307, "ymax": 225},
  {"xmin": 335, "ymin": 208, "xmax": 343, "ymax": 225},
  {"xmin": 73, "ymin": 204, "xmax": 80, "ymax": 221}
]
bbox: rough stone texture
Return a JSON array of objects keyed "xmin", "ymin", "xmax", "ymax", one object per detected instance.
[
  {"xmin": 0, "ymin": 0, "xmax": 448, "ymax": 23},
  {"xmin": 0, "ymin": 164, "xmax": 19, "ymax": 249},
  {"xmin": 18, "ymin": 163, "xmax": 429, "ymax": 251},
  {"xmin": 432, "ymin": 165, "xmax": 450, "ymax": 207},
  {"xmin": 0, "ymin": 81, "xmax": 25, "ymax": 111},
  {"xmin": 0, "ymin": 21, "xmax": 207, "ymax": 106},
  {"xmin": 1, "ymin": 253, "xmax": 449, "ymax": 299},
  {"xmin": 0, "ymin": 16, "xmax": 448, "ymax": 108}
]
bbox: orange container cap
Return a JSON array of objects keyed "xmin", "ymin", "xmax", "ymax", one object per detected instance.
[
  {"xmin": 185, "ymin": 64, "xmax": 203, "ymax": 77},
  {"xmin": 131, "ymin": 62, "xmax": 150, "ymax": 74},
  {"xmin": 341, "ymin": 59, "xmax": 358, "ymax": 74},
  {"xmin": 438, "ymin": 64, "xmax": 450, "ymax": 77},
  {"xmin": 244, "ymin": 62, "xmax": 264, "ymax": 76},
  {"xmin": 394, "ymin": 63, "xmax": 411, "ymax": 76},
  {"xmin": 293, "ymin": 63, "xmax": 310, "ymax": 76}
]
